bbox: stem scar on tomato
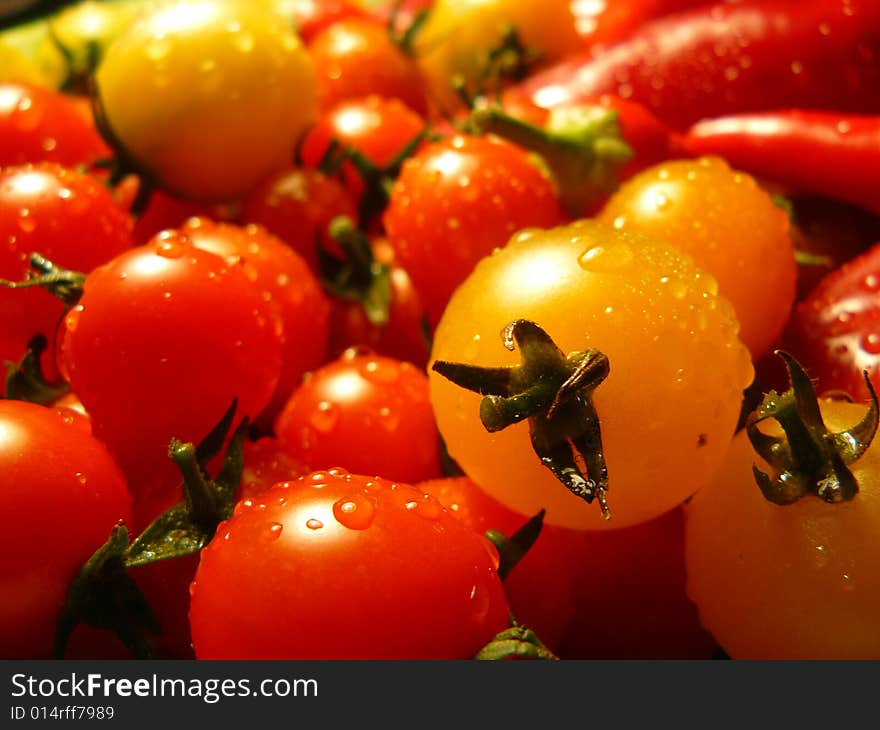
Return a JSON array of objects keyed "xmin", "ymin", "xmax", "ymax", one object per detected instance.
[
  {"xmin": 432, "ymin": 319, "xmax": 612, "ymax": 519},
  {"xmin": 747, "ymin": 350, "xmax": 879, "ymax": 505}
]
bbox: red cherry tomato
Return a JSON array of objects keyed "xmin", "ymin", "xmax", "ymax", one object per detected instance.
[
  {"xmin": 189, "ymin": 468, "xmax": 510, "ymax": 658},
  {"xmin": 59, "ymin": 232, "xmax": 284, "ymax": 488},
  {"xmin": 275, "ymin": 350, "xmax": 442, "ymax": 484},
  {"xmin": 0, "ymin": 401, "xmax": 132, "ymax": 658},
  {"xmin": 0, "ymin": 83, "xmax": 110, "ymax": 168},
  {"xmin": 307, "ymin": 17, "xmax": 428, "ymax": 115},
  {"xmin": 384, "ymin": 133, "xmax": 564, "ymax": 326},
  {"xmin": 0, "ymin": 162, "xmax": 134, "ymax": 392},
  {"xmin": 179, "ymin": 217, "xmax": 331, "ymax": 429}
]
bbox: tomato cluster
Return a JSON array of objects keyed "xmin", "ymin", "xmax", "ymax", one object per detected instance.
[{"xmin": 2, "ymin": 0, "xmax": 880, "ymax": 661}]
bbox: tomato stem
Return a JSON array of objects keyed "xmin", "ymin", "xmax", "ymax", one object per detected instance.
[
  {"xmin": 471, "ymin": 105, "xmax": 633, "ymax": 217},
  {"xmin": 3, "ymin": 333, "xmax": 70, "ymax": 405},
  {"xmin": 433, "ymin": 319, "xmax": 612, "ymax": 519},
  {"xmin": 747, "ymin": 351, "xmax": 878, "ymax": 504},
  {"xmin": 486, "ymin": 509, "xmax": 545, "ymax": 581},
  {"xmin": 0, "ymin": 252, "xmax": 85, "ymax": 308}
]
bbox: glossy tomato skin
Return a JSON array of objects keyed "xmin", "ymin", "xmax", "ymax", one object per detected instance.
[
  {"xmin": 189, "ymin": 469, "xmax": 510, "ymax": 659},
  {"xmin": 307, "ymin": 17, "xmax": 428, "ymax": 115},
  {"xmin": 0, "ymin": 83, "xmax": 110, "ymax": 167},
  {"xmin": 0, "ymin": 162, "xmax": 134, "ymax": 392},
  {"xmin": 299, "ymin": 95, "xmax": 426, "ymax": 204},
  {"xmin": 384, "ymin": 133, "xmax": 564, "ymax": 327},
  {"xmin": 418, "ymin": 475, "xmax": 578, "ymax": 651},
  {"xmin": 685, "ymin": 400, "xmax": 880, "ymax": 659},
  {"xmin": 179, "ymin": 217, "xmax": 331, "ymax": 429},
  {"xmin": 783, "ymin": 240, "xmax": 880, "ymax": 403},
  {"xmin": 95, "ymin": 0, "xmax": 318, "ymax": 202},
  {"xmin": 278, "ymin": 0, "xmax": 369, "ymax": 43},
  {"xmin": 0, "ymin": 401, "xmax": 132, "ymax": 658},
  {"xmin": 429, "ymin": 220, "xmax": 754, "ymax": 530},
  {"xmin": 59, "ymin": 232, "xmax": 284, "ymax": 488},
  {"xmin": 598, "ymin": 156, "xmax": 797, "ymax": 359},
  {"xmin": 240, "ymin": 167, "xmax": 358, "ymax": 272},
  {"xmin": 275, "ymin": 350, "xmax": 442, "ymax": 484}
]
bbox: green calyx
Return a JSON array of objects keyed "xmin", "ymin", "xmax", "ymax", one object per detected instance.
[
  {"xmin": 474, "ymin": 618, "xmax": 558, "ymax": 661},
  {"xmin": 3, "ymin": 333, "xmax": 70, "ymax": 404},
  {"xmin": 54, "ymin": 400, "xmax": 248, "ymax": 658},
  {"xmin": 747, "ymin": 351, "xmax": 878, "ymax": 505},
  {"xmin": 469, "ymin": 104, "xmax": 633, "ymax": 217},
  {"xmin": 0, "ymin": 252, "xmax": 85, "ymax": 308},
  {"xmin": 320, "ymin": 215, "xmax": 392, "ymax": 328},
  {"xmin": 432, "ymin": 319, "xmax": 612, "ymax": 519}
]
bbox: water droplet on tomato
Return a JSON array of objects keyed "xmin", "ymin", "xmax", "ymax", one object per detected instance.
[
  {"xmin": 333, "ymin": 494, "xmax": 376, "ymax": 530},
  {"xmin": 861, "ymin": 333, "xmax": 880, "ymax": 354},
  {"xmin": 155, "ymin": 240, "xmax": 185, "ymax": 259},
  {"xmin": 74, "ymin": 472, "xmax": 87, "ymax": 485},
  {"xmin": 306, "ymin": 518, "xmax": 324, "ymax": 530},
  {"xmin": 308, "ymin": 471, "xmax": 328, "ymax": 486},
  {"xmin": 263, "ymin": 522, "xmax": 283, "ymax": 542},
  {"xmin": 577, "ymin": 243, "xmax": 634, "ymax": 273},
  {"xmin": 359, "ymin": 358, "xmax": 400, "ymax": 384},
  {"xmin": 310, "ymin": 400, "xmax": 338, "ymax": 433}
]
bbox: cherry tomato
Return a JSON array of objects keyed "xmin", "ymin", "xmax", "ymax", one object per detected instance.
[
  {"xmin": 189, "ymin": 468, "xmax": 510, "ymax": 658},
  {"xmin": 274, "ymin": 0, "xmax": 369, "ymax": 43},
  {"xmin": 418, "ymin": 475, "xmax": 577, "ymax": 651},
  {"xmin": 597, "ymin": 156, "xmax": 797, "ymax": 359},
  {"xmin": 414, "ymin": 0, "xmax": 585, "ymax": 114},
  {"xmin": 328, "ymin": 236, "xmax": 429, "ymax": 367},
  {"xmin": 240, "ymin": 167, "xmax": 359, "ymax": 272},
  {"xmin": 179, "ymin": 217, "xmax": 331, "ymax": 429},
  {"xmin": 94, "ymin": 0, "xmax": 318, "ymax": 202},
  {"xmin": 0, "ymin": 401, "xmax": 132, "ymax": 658},
  {"xmin": 429, "ymin": 219, "xmax": 754, "ymax": 530},
  {"xmin": 0, "ymin": 83, "xmax": 110, "ymax": 168},
  {"xmin": 275, "ymin": 349, "xmax": 442, "ymax": 484},
  {"xmin": 384, "ymin": 133, "xmax": 564, "ymax": 326},
  {"xmin": 685, "ymin": 398, "xmax": 880, "ymax": 659},
  {"xmin": 0, "ymin": 162, "xmax": 134, "ymax": 393},
  {"xmin": 59, "ymin": 232, "xmax": 284, "ymax": 488},
  {"xmin": 307, "ymin": 17, "xmax": 427, "ymax": 115},
  {"xmin": 783, "ymin": 240, "xmax": 880, "ymax": 403}
]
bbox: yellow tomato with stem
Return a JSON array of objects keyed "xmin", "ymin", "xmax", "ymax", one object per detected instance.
[
  {"xmin": 685, "ymin": 363, "xmax": 880, "ymax": 659},
  {"xmin": 429, "ymin": 219, "xmax": 754, "ymax": 531},
  {"xmin": 414, "ymin": 0, "xmax": 584, "ymax": 115},
  {"xmin": 95, "ymin": 0, "xmax": 318, "ymax": 202}
]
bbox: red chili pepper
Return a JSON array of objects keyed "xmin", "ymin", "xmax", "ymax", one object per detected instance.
[
  {"xmin": 684, "ymin": 110, "xmax": 880, "ymax": 215},
  {"xmin": 508, "ymin": 0, "xmax": 880, "ymax": 131}
]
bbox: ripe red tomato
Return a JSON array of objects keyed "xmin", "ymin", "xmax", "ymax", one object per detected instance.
[
  {"xmin": 179, "ymin": 217, "xmax": 331, "ymax": 428},
  {"xmin": 327, "ymin": 236, "xmax": 429, "ymax": 367},
  {"xmin": 783, "ymin": 240, "xmax": 880, "ymax": 402},
  {"xmin": 0, "ymin": 401, "xmax": 132, "ymax": 658},
  {"xmin": 275, "ymin": 349, "xmax": 442, "ymax": 484},
  {"xmin": 0, "ymin": 83, "xmax": 110, "ymax": 168},
  {"xmin": 0, "ymin": 162, "xmax": 134, "ymax": 393},
  {"xmin": 189, "ymin": 468, "xmax": 510, "ymax": 658},
  {"xmin": 240, "ymin": 167, "xmax": 358, "ymax": 272},
  {"xmin": 306, "ymin": 17, "xmax": 428, "ymax": 115},
  {"xmin": 418, "ymin": 475, "xmax": 578, "ymax": 651},
  {"xmin": 299, "ymin": 95, "xmax": 425, "ymax": 203},
  {"xmin": 58, "ymin": 232, "xmax": 284, "ymax": 488},
  {"xmin": 384, "ymin": 133, "xmax": 564, "ymax": 326},
  {"xmin": 277, "ymin": 0, "xmax": 369, "ymax": 43}
]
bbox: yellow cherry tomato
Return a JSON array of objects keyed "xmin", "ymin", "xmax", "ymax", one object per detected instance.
[
  {"xmin": 95, "ymin": 0, "xmax": 318, "ymax": 202},
  {"xmin": 598, "ymin": 156, "xmax": 797, "ymax": 359},
  {"xmin": 415, "ymin": 0, "xmax": 584, "ymax": 114},
  {"xmin": 685, "ymin": 399, "xmax": 880, "ymax": 659},
  {"xmin": 429, "ymin": 219, "xmax": 754, "ymax": 530}
]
